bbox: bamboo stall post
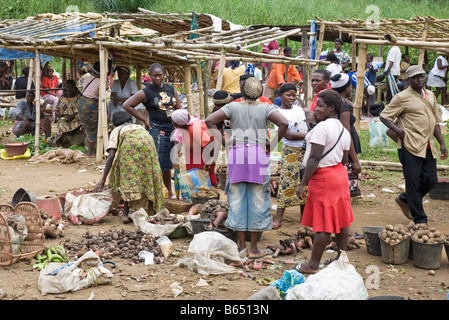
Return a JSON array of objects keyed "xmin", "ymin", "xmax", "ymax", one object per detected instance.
[
  {"xmin": 197, "ymin": 59, "xmax": 205, "ymax": 119},
  {"xmin": 215, "ymin": 51, "xmax": 227, "ymax": 91},
  {"xmin": 203, "ymin": 59, "xmax": 211, "ymax": 118},
  {"xmin": 354, "ymin": 42, "xmax": 368, "ymax": 133},
  {"xmin": 352, "ymin": 35, "xmax": 357, "ymax": 71},
  {"xmin": 301, "ymin": 31, "xmax": 310, "ymax": 107},
  {"xmin": 136, "ymin": 66, "xmax": 142, "ymax": 89},
  {"xmin": 27, "ymin": 58, "xmax": 34, "ymax": 91},
  {"xmin": 418, "ymin": 19, "xmax": 430, "ymax": 66},
  {"xmin": 61, "ymin": 58, "xmax": 67, "ymax": 87},
  {"xmin": 33, "ymin": 51, "xmax": 41, "ymax": 154},
  {"xmin": 315, "ymin": 23, "xmax": 326, "ymax": 66},
  {"xmin": 96, "ymin": 44, "xmax": 108, "ymax": 162},
  {"xmin": 184, "ymin": 65, "xmax": 193, "ymax": 115}
]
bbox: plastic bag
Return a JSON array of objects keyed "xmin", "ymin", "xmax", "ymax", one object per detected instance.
[
  {"xmin": 65, "ymin": 190, "xmax": 113, "ymax": 225},
  {"xmin": 38, "ymin": 250, "xmax": 113, "ymax": 294},
  {"xmin": 271, "ymin": 270, "xmax": 306, "ymax": 298},
  {"xmin": 286, "ymin": 251, "xmax": 369, "ymax": 300},
  {"xmin": 156, "ymin": 236, "xmax": 173, "ymax": 258},
  {"xmin": 130, "ymin": 208, "xmax": 193, "ymax": 238},
  {"xmin": 368, "ymin": 121, "xmax": 388, "ymax": 147},
  {"xmin": 138, "ymin": 250, "xmax": 154, "ymax": 265},
  {"xmin": 174, "ymin": 231, "xmax": 246, "ymax": 275},
  {"xmin": 178, "ymin": 168, "xmax": 212, "ymax": 202}
]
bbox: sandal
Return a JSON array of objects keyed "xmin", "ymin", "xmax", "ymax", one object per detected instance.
[
  {"xmin": 247, "ymin": 249, "xmax": 269, "ymax": 259},
  {"xmin": 295, "ymin": 264, "xmax": 319, "ymax": 274},
  {"xmin": 273, "ymin": 222, "xmax": 281, "ymax": 229}
]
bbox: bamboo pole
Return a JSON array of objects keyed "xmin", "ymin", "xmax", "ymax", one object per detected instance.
[
  {"xmin": 301, "ymin": 31, "xmax": 310, "ymax": 107},
  {"xmin": 27, "ymin": 58, "xmax": 34, "ymax": 91},
  {"xmin": 34, "ymin": 51, "xmax": 41, "ymax": 154},
  {"xmin": 184, "ymin": 65, "xmax": 193, "ymax": 115},
  {"xmin": 62, "ymin": 57, "xmax": 67, "ymax": 87},
  {"xmin": 215, "ymin": 51, "xmax": 227, "ymax": 91},
  {"xmin": 354, "ymin": 43, "xmax": 368, "ymax": 133},
  {"xmin": 418, "ymin": 19, "xmax": 430, "ymax": 66},
  {"xmin": 197, "ymin": 59, "xmax": 205, "ymax": 119},
  {"xmin": 136, "ymin": 66, "xmax": 142, "ymax": 89},
  {"xmin": 96, "ymin": 44, "xmax": 108, "ymax": 163},
  {"xmin": 203, "ymin": 59, "xmax": 211, "ymax": 118},
  {"xmin": 315, "ymin": 23, "xmax": 326, "ymax": 66},
  {"xmin": 352, "ymin": 35, "xmax": 357, "ymax": 71}
]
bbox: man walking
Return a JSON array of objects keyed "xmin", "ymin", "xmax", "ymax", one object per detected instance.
[{"xmin": 380, "ymin": 65, "xmax": 448, "ymax": 224}]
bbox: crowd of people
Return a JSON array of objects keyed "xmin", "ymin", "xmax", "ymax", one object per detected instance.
[{"xmin": 2, "ymin": 37, "xmax": 447, "ymax": 271}]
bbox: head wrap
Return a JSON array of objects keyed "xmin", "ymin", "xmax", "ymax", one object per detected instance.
[
  {"xmin": 230, "ymin": 61, "xmax": 240, "ymax": 69},
  {"xmin": 243, "ymin": 77, "xmax": 262, "ymax": 99},
  {"xmin": 279, "ymin": 83, "xmax": 297, "ymax": 94},
  {"xmin": 112, "ymin": 111, "xmax": 132, "ymax": 127},
  {"xmin": 330, "ymin": 73, "xmax": 351, "ymax": 91},
  {"xmin": 366, "ymin": 85, "xmax": 375, "ymax": 96},
  {"xmin": 213, "ymin": 90, "xmax": 231, "ymax": 105},
  {"xmin": 92, "ymin": 62, "xmax": 100, "ymax": 74},
  {"xmin": 171, "ymin": 109, "xmax": 191, "ymax": 126},
  {"xmin": 45, "ymin": 65, "xmax": 55, "ymax": 71},
  {"xmin": 115, "ymin": 65, "xmax": 131, "ymax": 74}
]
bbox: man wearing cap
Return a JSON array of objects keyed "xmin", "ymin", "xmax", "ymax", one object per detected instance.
[{"xmin": 380, "ymin": 65, "xmax": 448, "ymax": 224}]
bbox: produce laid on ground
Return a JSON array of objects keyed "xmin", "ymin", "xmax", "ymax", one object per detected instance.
[
  {"xmin": 63, "ymin": 229, "xmax": 165, "ymax": 264},
  {"xmin": 32, "ymin": 246, "xmax": 69, "ymax": 270},
  {"xmin": 267, "ymin": 226, "xmax": 362, "ymax": 257},
  {"xmin": 39, "ymin": 210, "xmax": 64, "ymax": 239},
  {"xmin": 147, "ymin": 209, "xmax": 186, "ymax": 225}
]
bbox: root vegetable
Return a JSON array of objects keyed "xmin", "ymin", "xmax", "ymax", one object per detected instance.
[{"xmin": 304, "ymin": 236, "xmax": 313, "ymax": 249}]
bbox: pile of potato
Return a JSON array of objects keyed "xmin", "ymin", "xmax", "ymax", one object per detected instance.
[
  {"xmin": 215, "ymin": 164, "xmax": 227, "ymax": 174},
  {"xmin": 379, "ymin": 224, "xmax": 412, "ymax": 246},
  {"xmin": 199, "ymin": 199, "xmax": 229, "ymax": 228},
  {"xmin": 408, "ymin": 222, "xmax": 445, "ymax": 244},
  {"xmin": 191, "ymin": 186, "xmax": 219, "ymax": 198},
  {"xmin": 379, "ymin": 222, "xmax": 445, "ymax": 246},
  {"xmin": 63, "ymin": 229, "xmax": 164, "ymax": 264}
]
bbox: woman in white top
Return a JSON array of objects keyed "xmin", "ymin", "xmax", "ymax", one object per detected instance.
[
  {"xmin": 296, "ymin": 89, "xmax": 354, "ymax": 274},
  {"xmin": 427, "ymin": 55, "xmax": 448, "ymax": 105},
  {"xmin": 325, "ymin": 52, "xmax": 342, "ymax": 78},
  {"xmin": 108, "ymin": 66, "xmax": 146, "ymax": 125},
  {"xmin": 273, "ymin": 83, "xmax": 315, "ymax": 229}
]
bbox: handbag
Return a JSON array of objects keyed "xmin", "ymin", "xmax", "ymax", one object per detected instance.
[{"xmin": 300, "ymin": 126, "xmax": 345, "ymax": 180}]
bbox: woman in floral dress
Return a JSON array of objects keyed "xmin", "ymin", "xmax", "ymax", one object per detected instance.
[{"xmin": 95, "ymin": 111, "xmax": 164, "ymax": 223}]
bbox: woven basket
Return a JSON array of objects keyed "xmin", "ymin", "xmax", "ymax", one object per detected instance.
[
  {"xmin": 163, "ymin": 198, "xmax": 192, "ymax": 215},
  {"xmin": 0, "ymin": 202, "xmax": 45, "ymax": 266},
  {"xmin": 190, "ymin": 195, "xmax": 219, "ymax": 206}
]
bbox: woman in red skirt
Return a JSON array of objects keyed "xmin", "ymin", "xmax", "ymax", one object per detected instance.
[{"xmin": 296, "ymin": 90, "xmax": 354, "ymax": 274}]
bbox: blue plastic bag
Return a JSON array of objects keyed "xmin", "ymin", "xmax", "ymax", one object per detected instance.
[{"xmin": 271, "ymin": 270, "xmax": 306, "ymax": 298}]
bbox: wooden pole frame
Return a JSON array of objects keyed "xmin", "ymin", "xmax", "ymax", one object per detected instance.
[
  {"xmin": 33, "ymin": 51, "xmax": 41, "ymax": 154},
  {"xmin": 354, "ymin": 42, "xmax": 368, "ymax": 133},
  {"xmin": 197, "ymin": 59, "xmax": 205, "ymax": 119},
  {"xmin": 184, "ymin": 65, "xmax": 193, "ymax": 115},
  {"xmin": 96, "ymin": 44, "xmax": 109, "ymax": 162},
  {"xmin": 215, "ymin": 51, "xmax": 227, "ymax": 91}
]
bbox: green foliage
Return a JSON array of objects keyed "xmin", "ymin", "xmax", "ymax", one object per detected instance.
[{"xmin": 12, "ymin": 133, "xmax": 58, "ymax": 155}]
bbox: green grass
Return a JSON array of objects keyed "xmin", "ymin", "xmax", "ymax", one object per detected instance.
[{"xmin": 359, "ymin": 128, "xmax": 449, "ymax": 166}]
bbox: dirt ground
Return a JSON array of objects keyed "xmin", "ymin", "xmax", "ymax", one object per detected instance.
[{"xmin": 1, "ymin": 126, "xmax": 449, "ymax": 301}]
